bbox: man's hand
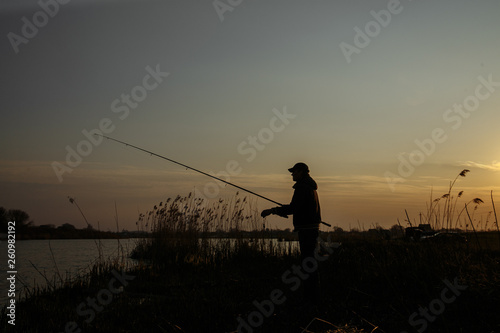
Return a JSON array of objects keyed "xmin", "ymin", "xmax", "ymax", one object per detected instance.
[{"xmin": 261, "ymin": 209, "xmax": 273, "ymax": 218}]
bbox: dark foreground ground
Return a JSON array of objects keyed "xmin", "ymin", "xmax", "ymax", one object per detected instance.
[{"xmin": 1, "ymin": 233, "xmax": 499, "ymax": 333}]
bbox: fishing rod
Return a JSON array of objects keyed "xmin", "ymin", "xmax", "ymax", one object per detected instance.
[{"xmin": 96, "ymin": 134, "xmax": 331, "ymax": 228}]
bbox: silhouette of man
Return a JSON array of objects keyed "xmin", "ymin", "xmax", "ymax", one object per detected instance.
[{"xmin": 261, "ymin": 162, "xmax": 321, "ymax": 304}]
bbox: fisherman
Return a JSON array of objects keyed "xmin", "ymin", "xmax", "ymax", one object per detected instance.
[{"xmin": 261, "ymin": 162, "xmax": 321, "ymax": 305}]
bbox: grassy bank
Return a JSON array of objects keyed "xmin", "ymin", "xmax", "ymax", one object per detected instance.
[
  {"xmin": 1, "ymin": 191, "xmax": 499, "ymax": 332},
  {"xmin": 2, "ymin": 232, "xmax": 499, "ymax": 332}
]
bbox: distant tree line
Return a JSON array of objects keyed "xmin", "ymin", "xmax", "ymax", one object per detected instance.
[
  {"xmin": 0, "ymin": 207, "xmax": 33, "ymax": 232},
  {"xmin": 0, "ymin": 206, "xmax": 148, "ymax": 240}
]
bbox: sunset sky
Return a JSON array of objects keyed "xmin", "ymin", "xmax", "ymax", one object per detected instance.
[{"xmin": 1, "ymin": 0, "xmax": 500, "ymax": 232}]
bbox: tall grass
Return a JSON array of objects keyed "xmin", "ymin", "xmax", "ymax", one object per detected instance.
[
  {"xmin": 420, "ymin": 170, "xmax": 487, "ymax": 232},
  {"xmin": 491, "ymin": 190, "xmax": 500, "ymax": 249},
  {"xmin": 135, "ymin": 191, "xmax": 263, "ymax": 234},
  {"xmin": 131, "ymin": 192, "xmax": 295, "ymax": 269}
]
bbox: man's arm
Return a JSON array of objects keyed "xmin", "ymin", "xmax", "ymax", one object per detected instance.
[
  {"xmin": 261, "ymin": 205, "xmax": 291, "ymax": 218},
  {"xmin": 261, "ymin": 187, "xmax": 303, "ymax": 218}
]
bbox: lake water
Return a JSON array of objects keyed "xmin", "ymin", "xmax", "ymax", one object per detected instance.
[
  {"xmin": 0, "ymin": 237, "xmax": 300, "ymax": 308},
  {"xmin": 0, "ymin": 238, "xmax": 140, "ymax": 307}
]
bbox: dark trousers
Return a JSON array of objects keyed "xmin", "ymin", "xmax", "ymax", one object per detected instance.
[{"xmin": 298, "ymin": 229, "xmax": 320, "ymax": 304}]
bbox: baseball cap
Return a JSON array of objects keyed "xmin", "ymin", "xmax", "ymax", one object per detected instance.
[{"xmin": 288, "ymin": 162, "xmax": 309, "ymax": 173}]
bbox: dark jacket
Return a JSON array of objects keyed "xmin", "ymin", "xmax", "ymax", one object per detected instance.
[{"xmin": 274, "ymin": 175, "xmax": 321, "ymax": 230}]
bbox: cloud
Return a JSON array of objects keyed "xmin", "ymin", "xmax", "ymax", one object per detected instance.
[{"xmin": 460, "ymin": 161, "xmax": 500, "ymax": 172}]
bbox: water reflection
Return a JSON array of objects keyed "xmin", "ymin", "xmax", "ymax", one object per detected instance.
[{"xmin": 0, "ymin": 238, "xmax": 139, "ymax": 307}]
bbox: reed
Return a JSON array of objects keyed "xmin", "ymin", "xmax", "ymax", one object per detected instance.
[
  {"xmin": 131, "ymin": 192, "xmax": 289, "ymax": 269},
  {"xmin": 418, "ymin": 170, "xmax": 489, "ymax": 233},
  {"xmin": 491, "ymin": 190, "xmax": 500, "ymax": 249}
]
